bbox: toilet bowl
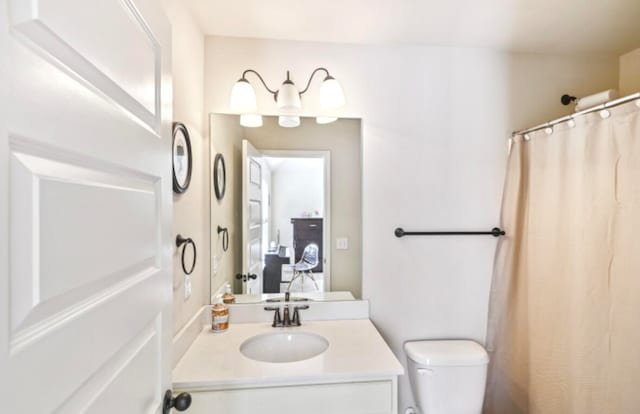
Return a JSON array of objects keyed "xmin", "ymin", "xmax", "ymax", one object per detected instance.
[{"xmin": 404, "ymin": 340, "xmax": 489, "ymax": 414}]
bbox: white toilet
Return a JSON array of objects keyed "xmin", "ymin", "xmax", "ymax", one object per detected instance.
[{"xmin": 404, "ymin": 340, "xmax": 489, "ymax": 414}]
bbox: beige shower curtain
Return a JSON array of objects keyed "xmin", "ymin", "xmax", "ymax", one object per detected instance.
[{"xmin": 485, "ymin": 100, "xmax": 640, "ymax": 414}]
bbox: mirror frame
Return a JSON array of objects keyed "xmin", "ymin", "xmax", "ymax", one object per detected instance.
[{"xmin": 213, "ymin": 153, "xmax": 226, "ymax": 200}]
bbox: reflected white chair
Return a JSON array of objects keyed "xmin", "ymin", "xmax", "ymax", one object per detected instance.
[{"xmin": 287, "ymin": 243, "xmax": 319, "ymax": 292}]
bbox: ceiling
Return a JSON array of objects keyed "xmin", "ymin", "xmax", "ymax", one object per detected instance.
[{"xmin": 183, "ymin": 0, "xmax": 640, "ymax": 54}]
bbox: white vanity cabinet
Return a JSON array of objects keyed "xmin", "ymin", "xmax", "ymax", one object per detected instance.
[
  {"xmin": 172, "ymin": 316, "xmax": 404, "ymax": 414},
  {"xmin": 176, "ymin": 378, "xmax": 398, "ymax": 414}
]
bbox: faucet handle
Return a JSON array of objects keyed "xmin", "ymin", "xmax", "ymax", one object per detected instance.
[
  {"xmin": 264, "ymin": 306, "xmax": 282, "ymax": 327},
  {"xmin": 292, "ymin": 305, "xmax": 310, "ymax": 326}
]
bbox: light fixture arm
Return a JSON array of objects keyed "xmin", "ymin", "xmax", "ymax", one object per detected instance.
[
  {"xmin": 299, "ymin": 67, "xmax": 331, "ymax": 95},
  {"xmin": 241, "ymin": 69, "xmax": 278, "ymax": 96}
]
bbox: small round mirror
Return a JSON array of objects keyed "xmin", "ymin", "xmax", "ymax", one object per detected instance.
[
  {"xmin": 213, "ymin": 153, "xmax": 226, "ymax": 200},
  {"xmin": 172, "ymin": 123, "xmax": 192, "ymax": 193}
]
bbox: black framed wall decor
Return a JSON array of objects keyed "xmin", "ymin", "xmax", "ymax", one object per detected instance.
[
  {"xmin": 213, "ymin": 153, "xmax": 226, "ymax": 200},
  {"xmin": 172, "ymin": 122, "xmax": 192, "ymax": 194}
]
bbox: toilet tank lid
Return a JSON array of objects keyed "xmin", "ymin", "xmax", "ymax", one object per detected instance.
[{"xmin": 404, "ymin": 340, "xmax": 489, "ymax": 366}]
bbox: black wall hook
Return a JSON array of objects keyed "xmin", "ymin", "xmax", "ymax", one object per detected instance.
[
  {"xmin": 217, "ymin": 226, "xmax": 229, "ymax": 252},
  {"xmin": 561, "ymin": 94, "xmax": 577, "ymax": 106},
  {"xmin": 176, "ymin": 234, "xmax": 197, "ymax": 275}
]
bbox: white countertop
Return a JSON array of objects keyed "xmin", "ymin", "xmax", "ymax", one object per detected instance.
[{"xmin": 172, "ymin": 319, "xmax": 404, "ymax": 390}]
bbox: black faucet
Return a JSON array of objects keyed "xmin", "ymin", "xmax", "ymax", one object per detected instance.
[
  {"xmin": 292, "ymin": 305, "xmax": 310, "ymax": 326},
  {"xmin": 263, "ymin": 306, "xmax": 282, "ymax": 327},
  {"xmin": 264, "ymin": 303, "xmax": 309, "ymax": 327},
  {"xmin": 283, "ymin": 304, "xmax": 292, "ymax": 326}
]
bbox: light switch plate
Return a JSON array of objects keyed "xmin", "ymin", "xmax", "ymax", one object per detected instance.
[
  {"xmin": 336, "ymin": 237, "xmax": 349, "ymax": 250},
  {"xmin": 212, "ymin": 255, "xmax": 219, "ymax": 274},
  {"xmin": 184, "ymin": 274, "xmax": 192, "ymax": 300}
]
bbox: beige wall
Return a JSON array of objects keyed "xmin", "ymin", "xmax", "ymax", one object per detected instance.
[
  {"xmin": 620, "ymin": 48, "xmax": 640, "ymax": 96},
  {"xmin": 246, "ymin": 117, "xmax": 363, "ymax": 297},
  {"xmin": 209, "ymin": 114, "xmax": 244, "ymax": 294},
  {"xmin": 162, "ymin": 0, "xmax": 209, "ymax": 335},
  {"xmin": 209, "ymin": 115, "xmax": 363, "ymax": 298}
]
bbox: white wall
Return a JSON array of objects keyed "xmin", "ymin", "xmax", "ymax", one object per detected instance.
[
  {"xmin": 204, "ymin": 36, "xmax": 619, "ymax": 410},
  {"xmin": 620, "ymin": 48, "xmax": 640, "ymax": 96},
  {"xmin": 269, "ymin": 158, "xmax": 324, "ymax": 251},
  {"xmin": 161, "ymin": 0, "xmax": 209, "ymax": 337}
]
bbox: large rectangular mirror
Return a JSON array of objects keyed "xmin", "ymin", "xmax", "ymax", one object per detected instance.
[{"xmin": 209, "ymin": 114, "xmax": 362, "ymax": 303}]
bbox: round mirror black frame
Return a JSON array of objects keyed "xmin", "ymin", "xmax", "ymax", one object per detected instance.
[
  {"xmin": 172, "ymin": 122, "xmax": 192, "ymax": 194},
  {"xmin": 213, "ymin": 153, "xmax": 226, "ymax": 200}
]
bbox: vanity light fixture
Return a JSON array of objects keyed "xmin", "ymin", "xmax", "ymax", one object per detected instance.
[
  {"xmin": 229, "ymin": 68, "xmax": 345, "ymax": 128},
  {"xmin": 240, "ymin": 114, "xmax": 263, "ymax": 128}
]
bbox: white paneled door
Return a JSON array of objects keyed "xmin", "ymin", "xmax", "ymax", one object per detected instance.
[
  {"xmin": 242, "ymin": 140, "xmax": 263, "ymax": 295},
  {"xmin": 0, "ymin": 1, "xmax": 174, "ymax": 413}
]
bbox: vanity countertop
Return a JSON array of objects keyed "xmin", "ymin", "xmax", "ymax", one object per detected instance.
[{"xmin": 172, "ymin": 319, "xmax": 404, "ymax": 390}]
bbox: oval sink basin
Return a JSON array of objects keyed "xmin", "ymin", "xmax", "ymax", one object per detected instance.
[{"xmin": 240, "ymin": 332, "xmax": 329, "ymax": 363}]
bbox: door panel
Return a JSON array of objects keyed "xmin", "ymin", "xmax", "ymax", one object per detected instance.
[
  {"xmin": 0, "ymin": 0, "xmax": 172, "ymax": 412},
  {"xmin": 242, "ymin": 140, "xmax": 263, "ymax": 295},
  {"xmin": 9, "ymin": 0, "xmax": 161, "ymax": 130}
]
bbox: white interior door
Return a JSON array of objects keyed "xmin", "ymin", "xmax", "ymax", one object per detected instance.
[
  {"xmin": 0, "ymin": 1, "xmax": 174, "ymax": 413},
  {"xmin": 242, "ymin": 140, "xmax": 263, "ymax": 295}
]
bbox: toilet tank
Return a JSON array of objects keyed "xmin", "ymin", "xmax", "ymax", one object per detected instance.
[{"xmin": 404, "ymin": 340, "xmax": 489, "ymax": 414}]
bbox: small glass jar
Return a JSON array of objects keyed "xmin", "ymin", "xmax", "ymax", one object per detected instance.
[
  {"xmin": 211, "ymin": 300, "xmax": 229, "ymax": 332},
  {"xmin": 222, "ymin": 287, "xmax": 235, "ymax": 304}
]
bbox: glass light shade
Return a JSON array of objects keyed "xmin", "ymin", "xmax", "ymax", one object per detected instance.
[
  {"xmin": 319, "ymin": 77, "xmax": 345, "ymax": 110},
  {"xmin": 240, "ymin": 114, "xmax": 263, "ymax": 128},
  {"xmin": 230, "ymin": 79, "xmax": 257, "ymax": 113},
  {"xmin": 276, "ymin": 81, "xmax": 301, "ymax": 112},
  {"xmin": 316, "ymin": 116, "xmax": 338, "ymax": 124},
  {"xmin": 278, "ymin": 115, "xmax": 300, "ymax": 128}
]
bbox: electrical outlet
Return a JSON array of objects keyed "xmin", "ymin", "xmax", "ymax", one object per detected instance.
[
  {"xmin": 212, "ymin": 256, "xmax": 219, "ymax": 274},
  {"xmin": 184, "ymin": 274, "xmax": 192, "ymax": 300},
  {"xmin": 336, "ymin": 237, "xmax": 349, "ymax": 250}
]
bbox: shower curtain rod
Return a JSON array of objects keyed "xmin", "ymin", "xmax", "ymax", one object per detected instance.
[{"xmin": 512, "ymin": 92, "xmax": 640, "ymax": 137}]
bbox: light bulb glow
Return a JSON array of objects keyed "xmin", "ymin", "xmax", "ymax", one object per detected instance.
[
  {"xmin": 279, "ymin": 115, "xmax": 300, "ymax": 128},
  {"xmin": 276, "ymin": 81, "xmax": 301, "ymax": 112},
  {"xmin": 240, "ymin": 114, "xmax": 263, "ymax": 128},
  {"xmin": 319, "ymin": 76, "xmax": 345, "ymax": 110},
  {"xmin": 230, "ymin": 79, "xmax": 257, "ymax": 113}
]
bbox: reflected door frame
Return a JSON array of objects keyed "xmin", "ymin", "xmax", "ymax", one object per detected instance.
[{"xmin": 261, "ymin": 149, "xmax": 331, "ymax": 292}]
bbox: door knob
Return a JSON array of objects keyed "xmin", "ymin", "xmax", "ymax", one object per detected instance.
[
  {"xmin": 163, "ymin": 390, "xmax": 192, "ymax": 413},
  {"xmin": 235, "ymin": 273, "xmax": 257, "ymax": 281}
]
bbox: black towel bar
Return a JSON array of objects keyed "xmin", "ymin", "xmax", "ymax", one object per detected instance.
[{"xmin": 394, "ymin": 227, "xmax": 505, "ymax": 238}]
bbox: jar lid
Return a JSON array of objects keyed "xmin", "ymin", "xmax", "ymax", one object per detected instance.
[{"xmin": 212, "ymin": 302, "xmax": 226, "ymax": 311}]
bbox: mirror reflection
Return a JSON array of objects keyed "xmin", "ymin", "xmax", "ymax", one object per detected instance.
[{"xmin": 209, "ymin": 114, "xmax": 362, "ymax": 303}]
